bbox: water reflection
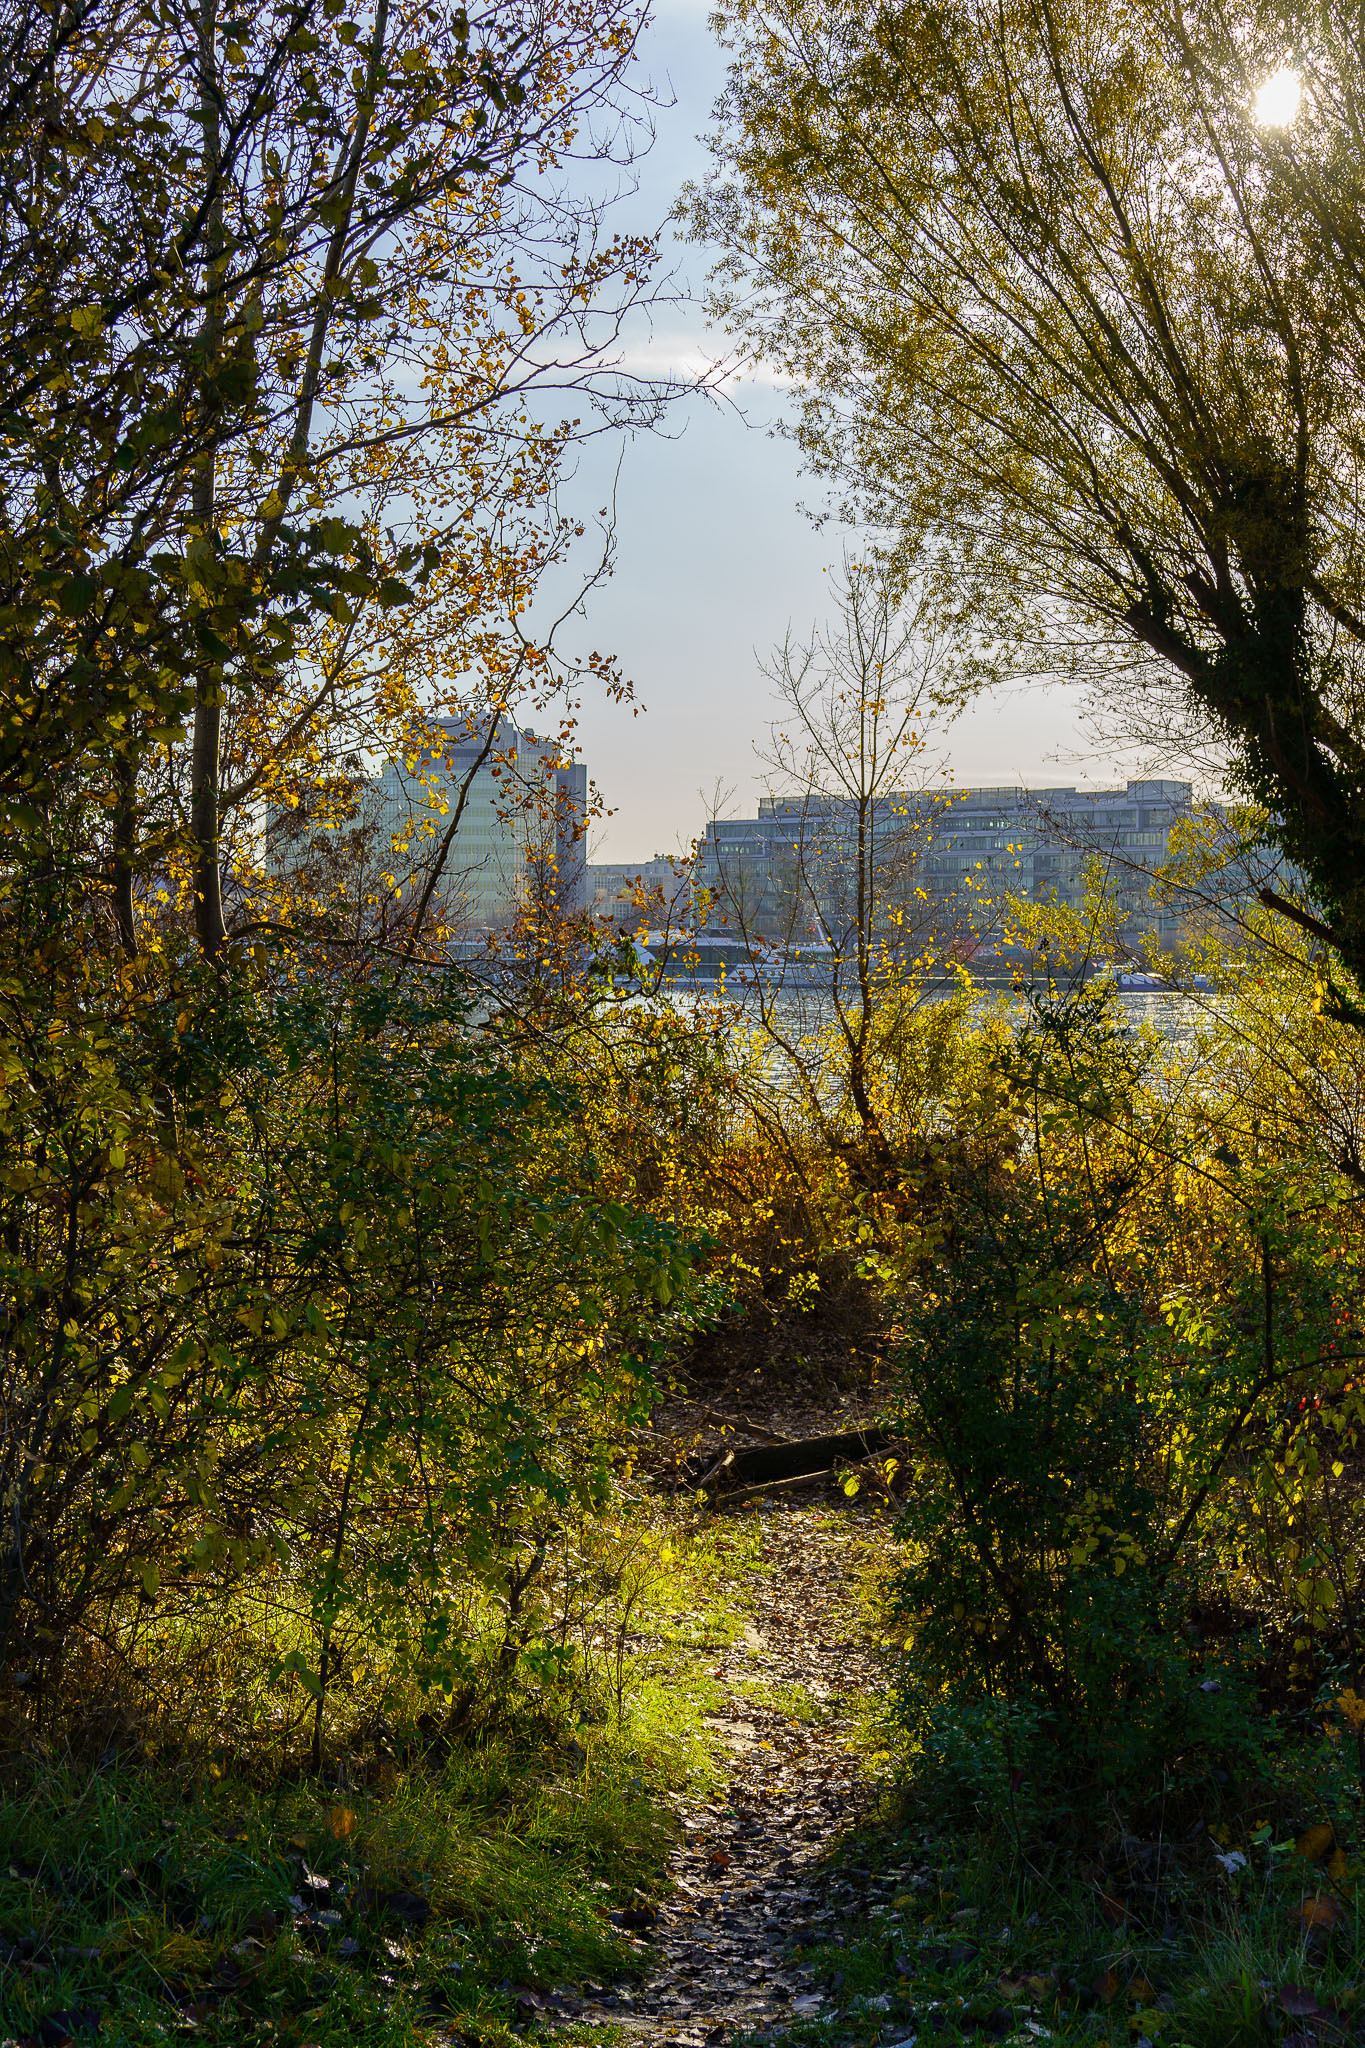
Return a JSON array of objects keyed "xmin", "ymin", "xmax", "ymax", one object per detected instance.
[{"xmin": 653, "ymin": 976, "xmax": 1206, "ymax": 1046}]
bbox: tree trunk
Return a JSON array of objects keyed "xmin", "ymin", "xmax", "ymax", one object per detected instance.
[
  {"xmin": 190, "ymin": 0, "xmax": 226, "ymax": 962},
  {"xmin": 112, "ymin": 744, "xmax": 137, "ymax": 952}
]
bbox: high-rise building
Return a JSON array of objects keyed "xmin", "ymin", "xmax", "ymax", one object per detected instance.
[{"xmin": 268, "ymin": 714, "xmax": 588, "ymax": 929}]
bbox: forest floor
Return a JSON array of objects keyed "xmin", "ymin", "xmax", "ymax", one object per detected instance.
[
  {"xmin": 582, "ymin": 1330, "xmax": 1365, "ymax": 2048},
  {"xmin": 569, "ymin": 1493, "xmax": 896, "ymax": 2047},
  {"xmin": 568, "ymin": 1489, "xmax": 1365, "ymax": 2048},
  {"xmin": 4, "ymin": 1324, "xmax": 1362, "ymax": 2048}
]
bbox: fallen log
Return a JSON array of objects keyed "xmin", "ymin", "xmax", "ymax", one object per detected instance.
[
  {"xmin": 682, "ymin": 1424, "xmax": 895, "ymax": 1495},
  {"xmin": 714, "ymin": 1469, "xmax": 845, "ymax": 1505}
]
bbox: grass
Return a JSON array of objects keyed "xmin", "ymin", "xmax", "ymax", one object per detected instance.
[
  {"xmin": 0, "ymin": 1515, "xmax": 759, "ymax": 2048},
  {"xmin": 0, "ymin": 1736, "xmax": 655, "ymax": 2046},
  {"xmin": 727, "ymin": 1518, "xmax": 1365, "ymax": 2046},
  {"xmin": 730, "ymin": 1507, "xmax": 1363, "ymax": 2047},
  {"xmin": 746, "ymin": 1776, "xmax": 1365, "ymax": 2048}
]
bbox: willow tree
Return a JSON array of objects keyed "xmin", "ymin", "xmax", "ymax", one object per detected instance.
[{"xmin": 692, "ymin": 0, "xmax": 1365, "ymax": 991}]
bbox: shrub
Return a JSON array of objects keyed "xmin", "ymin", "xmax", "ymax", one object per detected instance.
[
  {"xmin": 887, "ymin": 984, "xmax": 1357, "ymax": 1819},
  {"xmin": 0, "ymin": 936, "xmax": 702, "ymax": 1758}
]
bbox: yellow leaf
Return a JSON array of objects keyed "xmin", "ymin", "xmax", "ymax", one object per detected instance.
[
  {"xmin": 327, "ymin": 1806, "xmax": 357, "ymax": 1840},
  {"xmin": 1295, "ymin": 1823, "xmax": 1335, "ymax": 1863}
]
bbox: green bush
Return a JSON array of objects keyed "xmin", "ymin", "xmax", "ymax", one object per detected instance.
[
  {"xmin": 0, "ymin": 932, "xmax": 702, "ymax": 1755},
  {"xmin": 886, "ymin": 987, "xmax": 1348, "ymax": 1819}
]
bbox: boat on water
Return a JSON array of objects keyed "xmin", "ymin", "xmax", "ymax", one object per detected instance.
[{"xmin": 1094, "ymin": 965, "xmax": 1214, "ymax": 994}]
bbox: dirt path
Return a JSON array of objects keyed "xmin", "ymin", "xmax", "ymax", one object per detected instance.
[{"xmin": 572, "ymin": 1497, "xmax": 909, "ymax": 2046}]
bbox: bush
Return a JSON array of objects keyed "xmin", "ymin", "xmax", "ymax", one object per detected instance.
[
  {"xmin": 0, "ymin": 933, "xmax": 703, "ymax": 1757},
  {"xmin": 886, "ymin": 984, "xmax": 1359, "ymax": 1819}
]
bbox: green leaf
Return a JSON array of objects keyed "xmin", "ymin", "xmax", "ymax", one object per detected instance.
[
  {"xmin": 272, "ymin": 1649, "xmax": 324, "ymax": 1699},
  {"xmin": 58, "ymin": 574, "xmax": 98, "ymax": 617}
]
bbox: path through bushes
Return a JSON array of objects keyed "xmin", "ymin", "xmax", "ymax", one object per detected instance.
[{"xmin": 567, "ymin": 1499, "xmax": 910, "ymax": 2045}]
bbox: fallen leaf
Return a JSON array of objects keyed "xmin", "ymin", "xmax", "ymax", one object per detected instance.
[
  {"xmin": 327, "ymin": 1806, "xmax": 357, "ymax": 1840},
  {"xmin": 1278, "ymin": 1986, "xmax": 1327, "ymax": 2018},
  {"xmin": 1095, "ymin": 1889, "xmax": 1128, "ymax": 1927},
  {"xmin": 384, "ymin": 1889, "xmax": 432, "ymax": 1926},
  {"xmin": 1296, "ymin": 1824, "xmax": 1335, "ymax": 1863},
  {"xmin": 1093, "ymin": 1970, "xmax": 1120, "ymax": 2004},
  {"xmin": 36, "ymin": 2011, "xmax": 101, "ymax": 2046},
  {"xmin": 1129, "ymin": 1977, "xmax": 1158, "ymax": 2004},
  {"xmin": 610, "ymin": 1904, "xmax": 658, "ymax": 1932},
  {"xmin": 1293, "ymin": 1895, "xmax": 1343, "ymax": 1933},
  {"xmin": 1328, "ymin": 1847, "xmax": 1350, "ymax": 1882}
]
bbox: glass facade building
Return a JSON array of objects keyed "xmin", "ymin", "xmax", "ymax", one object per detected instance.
[
  {"xmin": 268, "ymin": 715, "xmax": 588, "ymax": 929},
  {"xmin": 696, "ymin": 779, "xmax": 1204, "ymax": 950}
]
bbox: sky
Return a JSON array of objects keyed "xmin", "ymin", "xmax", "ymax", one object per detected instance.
[{"xmin": 562, "ymin": 0, "xmax": 1149, "ymax": 863}]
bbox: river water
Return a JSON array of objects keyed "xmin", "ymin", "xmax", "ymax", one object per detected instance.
[{"xmin": 658, "ymin": 977, "xmax": 1206, "ymax": 1047}]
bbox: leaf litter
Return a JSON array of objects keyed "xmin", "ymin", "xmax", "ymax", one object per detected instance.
[{"xmin": 559, "ymin": 1491, "xmax": 887, "ymax": 2047}]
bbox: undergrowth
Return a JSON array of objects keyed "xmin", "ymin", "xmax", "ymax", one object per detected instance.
[
  {"xmin": 766, "ymin": 1766, "xmax": 1365, "ymax": 2048},
  {"xmin": 0, "ymin": 1516, "xmax": 754, "ymax": 2048}
]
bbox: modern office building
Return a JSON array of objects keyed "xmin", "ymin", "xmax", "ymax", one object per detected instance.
[
  {"xmin": 696, "ymin": 779, "xmax": 1207, "ymax": 952},
  {"xmin": 909, "ymin": 779, "xmax": 1196, "ymax": 949},
  {"xmin": 269, "ymin": 714, "xmax": 588, "ymax": 929}
]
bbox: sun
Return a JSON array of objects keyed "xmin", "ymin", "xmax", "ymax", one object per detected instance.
[{"xmin": 1254, "ymin": 66, "xmax": 1302, "ymax": 127}]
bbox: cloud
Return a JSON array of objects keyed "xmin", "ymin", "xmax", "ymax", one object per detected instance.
[{"xmin": 606, "ymin": 326, "xmax": 794, "ymax": 392}]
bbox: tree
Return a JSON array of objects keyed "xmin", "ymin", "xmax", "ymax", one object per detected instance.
[
  {"xmin": 712, "ymin": 559, "xmax": 959, "ymax": 1179},
  {"xmin": 0, "ymin": 0, "xmax": 670, "ymax": 959},
  {"xmin": 0, "ymin": 949, "xmax": 698, "ymax": 1715},
  {"xmin": 692, "ymin": 0, "xmax": 1365, "ymax": 995}
]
